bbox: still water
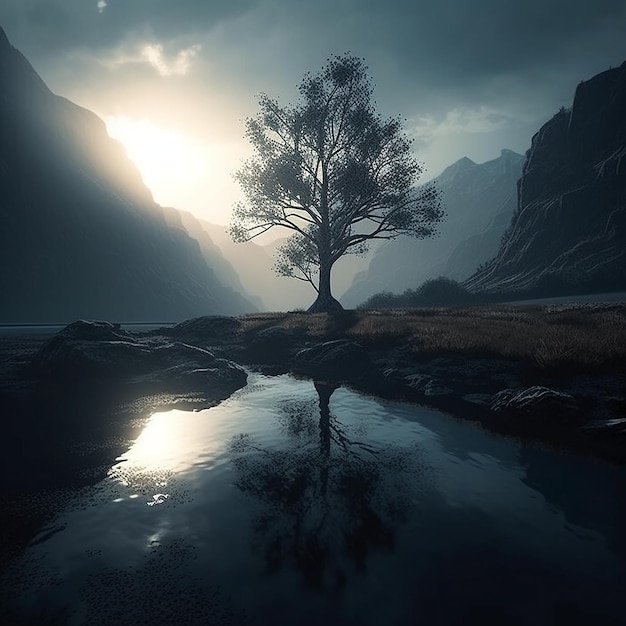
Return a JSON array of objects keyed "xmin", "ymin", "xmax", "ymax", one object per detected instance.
[
  {"xmin": 0, "ymin": 323, "xmax": 173, "ymax": 336},
  {"xmin": 4, "ymin": 373, "xmax": 626, "ymax": 625}
]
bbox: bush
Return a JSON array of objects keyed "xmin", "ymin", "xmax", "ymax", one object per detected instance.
[
  {"xmin": 358, "ymin": 277, "xmax": 479, "ymax": 309},
  {"xmin": 416, "ymin": 277, "xmax": 477, "ymax": 306}
]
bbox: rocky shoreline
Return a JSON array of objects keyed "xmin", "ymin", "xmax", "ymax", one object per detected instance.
[
  {"xmin": 0, "ymin": 320, "xmax": 250, "ymax": 578},
  {"xmin": 1, "ymin": 313, "xmax": 625, "ymax": 579},
  {"xmin": 155, "ymin": 314, "xmax": 626, "ymax": 464}
]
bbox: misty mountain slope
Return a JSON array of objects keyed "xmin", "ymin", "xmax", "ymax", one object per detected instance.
[
  {"xmin": 0, "ymin": 25, "xmax": 256, "ymax": 323},
  {"xmin": 169, "ymin": 209, "xmax": 264, "ymax": 311},
  {"xmin": 442, "ymin": 193, "xmax": 517, "ymax": 278},
  {"xmin": 340, "ymin": 149, "xmax": 524, "ymax": 308},
  {"xmin": 465, "ymin": 61, "xmax": 626, "ymax": 295},
  {"xmin": 195, "ymin": 223, "xmax": 312, "ymax": 311}
]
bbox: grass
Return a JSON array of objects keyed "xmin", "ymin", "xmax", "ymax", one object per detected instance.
[{"xmin": 238, "ymin": 303, "xmax": 626, "ymax": 371}]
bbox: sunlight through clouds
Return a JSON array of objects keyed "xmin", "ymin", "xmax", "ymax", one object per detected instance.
[
  {"xmin": 140, "ymin": 43, "xmax": 202, "ymax": 77},
  {"xmin": 106, "ymin": 116, "xmax": 206, "ymax": 185},
  {"xmin": 102, "ymin": 41, "xmax": 202, "ymax": 77},
  {"xmin": 105, "ymin": 116, "xmax": 249, "ymax": 224}
]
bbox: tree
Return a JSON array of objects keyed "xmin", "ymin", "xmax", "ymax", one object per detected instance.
[{"xmin": 229, "ymin": 53, "xmax": 444, "ymax": 312}]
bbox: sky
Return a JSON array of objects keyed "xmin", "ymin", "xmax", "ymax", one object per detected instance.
[{"xmin": 1, "ymin": 0, "xmax": 625, "ymax": 226}]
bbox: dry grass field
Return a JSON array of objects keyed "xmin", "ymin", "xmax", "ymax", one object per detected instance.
[{"xmin": 239, "ymin": 303, "xmax": 626, "ymax": 371}]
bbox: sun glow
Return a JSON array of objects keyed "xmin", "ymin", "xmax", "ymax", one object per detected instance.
[
  {"xmin": 110, "ymin": 409, "xmax": 222, "ymax": 475},
  {"xmin": 106, "ymin": 116, "xmax": 205, "ymax": 185},
  {"xmin": 105, "ymin": 116, "xmax": 246, "ymax": 224}
]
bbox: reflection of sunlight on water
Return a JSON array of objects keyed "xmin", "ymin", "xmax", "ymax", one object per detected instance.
[
  {"xmin": 4, "ymin": 374, "xmax": 626, "ymax": 626},
  {"xmin": 108, "ymin": 409, "xmax": 226, "ymax": 484},
  {"xmin": 108, "ymin": 410, "xmax": 228, "ymax": 509}
]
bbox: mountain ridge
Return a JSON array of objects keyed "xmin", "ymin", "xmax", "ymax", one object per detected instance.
[
  {"xmin": 465, "ymin": 60, "xmax": 626, "ymax": 295},
  {"xmin": 0, "ymin": 24, "xmax": 257, "ymax": 323},
  {"xmin": 340, "ymin": 149, "xmax": 525, "ymax": 308}
]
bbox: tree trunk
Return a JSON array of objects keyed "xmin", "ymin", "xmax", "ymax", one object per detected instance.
[
  {"xmin": 309, "ymin": 168, "xmax": 344, "ymax": 313},
  {"xmin": 308, "ymin": 260, "xmax": 343, "ymax": 312}
]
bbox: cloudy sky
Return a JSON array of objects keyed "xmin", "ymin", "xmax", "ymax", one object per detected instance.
[{"xmin": 1, "ymin": 0, "xmax": 625, "ymax": 225}]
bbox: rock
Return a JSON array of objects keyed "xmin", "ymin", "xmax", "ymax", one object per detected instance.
[
  {"xmin": 386, "ymin": 372, "xmax": 452, "ymax": 396},
  {"xmin": 56, "ymin": 320, "xmax": 129, "ymax": 341},
  {"xmin": 31, "ymin": 320, "xmax": 247, "ymax": 396},
  {"xmin": 583, "ymin": 396, "xmax": 626, "ymax": 434},
  {"xmin": 583, "ymin": 418, "xmax": 626, "ymax": 434},
  {"xmin": 380, "ymin": 354, "xmax": 521, "ymax": 400},
  {"xmin": 462, "ymin": 394, "xmax": 492, "ymax": 406},
  {"xmin": 294, "ymin": 340, "xmax": 369, "ymax": 380},
  {"xmin": 130, "ymin": 356, "xmax": 247, "ymax": 395},
  {"xmin": 403, "ymin": 372, "xmax": 432, "ymax": 391},
  {"xmin": 489, "ymin": 386, "xmax": 578, "ymax": 414},
  {"xmin": 245, "ymin": 326, "xmax": 302, "ymax": 363},
  {"xmin": 423, "ymin": 380, "xmax": 454, "ymax": 397},
  {"xmin": 34, "ymin": 320, "xmax": 146, "ymax": 376},
  {"xmin": 162, "ymin": 316, "xmax": 243, "ymax": 346}
]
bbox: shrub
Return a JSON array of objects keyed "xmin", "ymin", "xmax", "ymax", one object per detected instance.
[
  {"xmin": 415, "ymin": 277, "xmax": 477, "ymax": 307},
  {"xmin": 358, "ymin": 277, "xmax": 478, "ymax": 309}
]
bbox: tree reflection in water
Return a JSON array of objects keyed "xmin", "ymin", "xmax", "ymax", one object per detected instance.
[{"xmin": 228, "ymin": 381, "xmax": 432, "ymax": 592}]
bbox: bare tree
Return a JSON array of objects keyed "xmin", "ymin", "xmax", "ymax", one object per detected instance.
[{"xmin": 230, "ymin": 53, "xmax": 444, "ymax": 312}]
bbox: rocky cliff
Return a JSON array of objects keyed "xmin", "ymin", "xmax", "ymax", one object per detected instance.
[
  {"xmin": 0, "ymin": 25, "xmax": 256, "ymax": 323},
  {"xmin": 340, "ymin": 149, "xmax": 524, "ymax": 308},
  {"xmin": 465, "ymin": 62, "xmax": 626, "ymax": 295}
]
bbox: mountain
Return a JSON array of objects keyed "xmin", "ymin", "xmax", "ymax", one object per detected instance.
[
  {"xmin": 172, "ymin": 209, "xmax": 264, "ymax": 311},
  {"xmin": 340, "ymin": 149, "xmax": 524, "ymax": 308},
  {"xmin": 0, "ymin": 25, "xmax": 256, "ymax": 323},
  {"xmin": 464, "ymin": 62, "xmax": 626, "ymax": 296},
  {"xmin": 195, "ymin": 223, "xmax": 312, "ymax": 311}
]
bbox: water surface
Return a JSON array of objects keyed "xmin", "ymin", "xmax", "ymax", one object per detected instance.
[
  {"xmin": 0, "ymin": 322, "xmax": 173, "ymax": 337},
  {"xmin": 3, "ymin": 373, "xmax": 625, "ymax": 625}
]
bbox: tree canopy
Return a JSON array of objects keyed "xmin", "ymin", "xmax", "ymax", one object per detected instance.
[{"xmin": 230, "ymin": 53, "xmax": 444, "ymax": 311}]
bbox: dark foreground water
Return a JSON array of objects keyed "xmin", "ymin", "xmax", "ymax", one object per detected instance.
[{"xmin": 3, "ymin": 373, "xmax": 626, "ymax": 625}]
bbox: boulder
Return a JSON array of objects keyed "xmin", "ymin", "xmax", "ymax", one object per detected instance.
[
  {"xmin": 31, "ymin": 320, "xmax": 247, "ymax": 396},
  {"xmin": 489, "ymin": 386, "xmax": 578, "ymax": 414},
  {"xmin": 583, "ymin": 396, "xmax": 626, "ymax": 434},
  {"xmin": 293, "ymin": 340, "xmax": 369, "ymax": 380},
  {"xmin": 245, "ymin": 326, "xmax": 303, "ymax": 364},
  {"xmin": 382, "ymin": 369, "xmax": 453, "ymax": 397},
  {"xmin": 163, "ymin": 316, "xmax": 243, "ymax": 344},
  {"xmin": 34, "ymin": 320, "xmax": 144, "ymax": 377},
  {"xmin": 583, "ymin": 418, "xmax": 626, "ymax": 434}
]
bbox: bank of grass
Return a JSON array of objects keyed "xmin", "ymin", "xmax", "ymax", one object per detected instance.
[{"xmin": 239, "ymin": 303, "xmax": 626, "ymax": 371}]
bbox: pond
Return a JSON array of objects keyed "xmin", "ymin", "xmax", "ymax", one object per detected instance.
[{"xmin": 3, "ymin": 373, "xmax": 626, "ymax": 625}]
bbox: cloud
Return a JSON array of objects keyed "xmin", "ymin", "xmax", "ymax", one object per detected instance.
[
  {"xmin": 409, "ymin": 107, "xmax": 513, "ymax": 142},
  {"xmin": 4, "ymin": 0, "xmax": 625, "ymax": 104},
  {"xmin": 102, "ymin": 41, "xmax": 202, "ymax": 77},
  {"xmin": 0, "ymin": 1, "xmax": 260, "ymax": 54},
  {"xmin": 140, "ymin": 43, "xmax": 201, "ymax": 76}
]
